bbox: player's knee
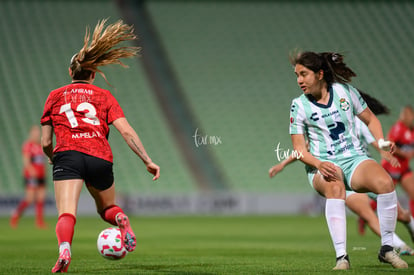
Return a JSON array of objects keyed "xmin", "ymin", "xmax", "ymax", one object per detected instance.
[
  {"xmin": 327, "ymin": 182, "xmax": 346, "ymax": 199},
  {"xmin": 377, "ymin": 175, "xmax": 395, "ymax": 194}
]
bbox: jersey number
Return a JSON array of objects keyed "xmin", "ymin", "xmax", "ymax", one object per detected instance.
[{"xmin": 59, "ymin": 103, "xmax": 100, "ymax": 128}]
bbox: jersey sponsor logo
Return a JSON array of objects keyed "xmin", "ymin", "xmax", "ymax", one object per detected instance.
[
  {"xmin": 321, "ymin": 110, "xmax": 339, "ymax": 118},
  {"xmin": 290, "ymin": 117, "xmax": 294, "ymax": 124},
  {"xmin": 310, "ymin": 112, "xmax": 319, "ymax": 121},
  {"xmin": 340, "ymin": 98, "xmax": 350, "ymax": 111}
]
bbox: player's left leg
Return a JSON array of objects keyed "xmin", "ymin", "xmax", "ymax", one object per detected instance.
[
  {"xmin": 87, "ymin": 183, "xmax": 136, "ymax": 252},
  {"xmin": 351, "ymin": 159, "xmax": 408, "ymax": 268}
]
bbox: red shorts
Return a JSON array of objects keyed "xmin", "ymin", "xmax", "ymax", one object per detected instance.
[{"xmin": 382, "ymin": 165, "xmax": 412, "ymax": 184}]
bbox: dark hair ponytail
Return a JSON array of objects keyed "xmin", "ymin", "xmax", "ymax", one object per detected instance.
[
  {"xmin": 290, "ymin": 51, "xmax": 357, "ymax": 86},
  {"xmin": 320, "ymin": 52, "xmax": 356, "ymax": 85},
  {"xmin": 357, "ymin": 89, "xmax": 389, "ymax": 116}
]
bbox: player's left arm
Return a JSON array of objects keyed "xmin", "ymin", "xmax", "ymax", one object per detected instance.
[
  {"xmin": 357, "ymin": 108, "xmax": 395, "ymax": 153},
  {"xmin": 41, "ymin": 123, "xmax": 54, "ymax": 163}
]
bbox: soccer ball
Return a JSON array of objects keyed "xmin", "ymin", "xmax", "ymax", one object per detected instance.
[{"xmin": 97, "ymin": 227, "xmax": 128, "ymax": 260}]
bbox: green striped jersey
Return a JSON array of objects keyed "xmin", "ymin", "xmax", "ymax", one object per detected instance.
[{"xmin": 289, "ymin": 83, "xmax": 367, "ymax": 160}]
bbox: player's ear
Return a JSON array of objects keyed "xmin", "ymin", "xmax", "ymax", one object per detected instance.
[
  {"xmin": 91, "ymin": 72, "xmax": 96, "ymax": 80},
  {"xmin": 318, "ymin": 69, "xmax": 324, "ymax": 81},
  {"xmin": 68, "ymin": 67, "xmax": 73, "ymax": 77}
]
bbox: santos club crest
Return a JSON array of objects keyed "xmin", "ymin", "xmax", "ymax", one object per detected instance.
[{"xmin": 339, "ymin": 98, "xmax": 350, "ymax": 111}]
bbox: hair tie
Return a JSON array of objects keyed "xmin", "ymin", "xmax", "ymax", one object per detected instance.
[{"xmin": 332, "ymin": 53, "xmax": 340, "ymax": 63}]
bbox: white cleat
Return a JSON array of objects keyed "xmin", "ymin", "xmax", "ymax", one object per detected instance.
[
  {"xmin": 333, "ymin": 254, "xmax": 350, "ymax": 270},
  {"xmin": 378, "ymin": 245, "xmax": 408, "ymax": 268}
]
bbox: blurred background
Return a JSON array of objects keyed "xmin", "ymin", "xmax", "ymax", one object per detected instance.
[{"xmin": 0, "ymin": 0, "xmax": 413, "ymax": 216}]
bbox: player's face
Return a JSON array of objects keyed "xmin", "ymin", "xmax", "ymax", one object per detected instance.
[
  {"xmin": 294, "ymin": 64, "xmax": 323, "ymax": 96},
  {"xmin": 29, "ymin": 126, "xmax": 41, "ymax": 142},
  {"xmin": 402, "ymin": 108, "xmax": 414, "ymax": 127}
]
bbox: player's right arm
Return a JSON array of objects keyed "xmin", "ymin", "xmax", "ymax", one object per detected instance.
[
  {"xmin": 41, "ymin": 122, "xmax": 54, "ymax": 164},
  {"xmin": 112, "ymin": 117, "xmax": 160, "ymax": 180},
  {"xmin": 289, "ymin": 99, "xmax": 338, "ymax": 181},
  {"xmin": 291, "ymin": 134, "xmax": 338, "ymax": 181}
]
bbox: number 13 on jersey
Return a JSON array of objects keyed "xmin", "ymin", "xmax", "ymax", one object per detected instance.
[{"xmin": 59, "ymin": 102, "xmax": 100, "ymax": 128}]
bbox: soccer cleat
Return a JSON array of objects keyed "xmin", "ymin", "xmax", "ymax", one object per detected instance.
[
  {"xmin": 378, "ymin": 245, "xmax": 408, "ymax": 268},
  {"xmin": 398, "ymin": 244, "xmax": 414, "ymax": 256},
  {"xmin": 333, "ymin": 254, "xmax": 350, "ymax": 270},
  {"xmin": 51, "ymin": 248, "xmax": 71, "ymax": 273},
  {"xmin": 116, "ymin": 213, "xmax": 136, "ymax": 252}
]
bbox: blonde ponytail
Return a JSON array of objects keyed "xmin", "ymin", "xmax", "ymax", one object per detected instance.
[{"xmin": 70, "ymin": 19, "xmax": 140, "ymax": 83}]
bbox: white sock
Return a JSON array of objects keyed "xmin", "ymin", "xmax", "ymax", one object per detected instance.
[
  {"xmin": 325, "ymin": 199, "xmax": 347, "ymax": 258},
  {"xmin": 377, "ymin": 191, "xmax": 397, "ymax": 247},
  {"xmin": 59, "ymin": 242, "xmax": 71, "ymax": 256},
  {"xmin": 393, "ymin": 233, "xmax": 405, "ymax": 249}
]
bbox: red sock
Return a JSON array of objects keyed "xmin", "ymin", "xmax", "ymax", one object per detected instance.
[
  {"xmin": 410, "ymin": 200, "xmax": 414, "ymax": 218},
  {"xmin": 370, "ymin": 199, "xmax": 377, "ymax": 212},
  {"xmin": 56, "ymin": 213, "xmax": 76, "ymax": 245},
  {"xmin": 36, "ymin": 202, "xmax": 45, "ymax": 224},
  {"xmin": 15, "ymin": 200, "xmax": 29, "ymax": 216},
  {"xmin": 100, "ymin": 205, "xmax": 124, "ymax": 226}
]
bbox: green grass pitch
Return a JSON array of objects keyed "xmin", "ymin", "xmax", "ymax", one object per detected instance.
[{"xmin": 1, "ymin": 215, "xmax": 413, "ymax": 274}]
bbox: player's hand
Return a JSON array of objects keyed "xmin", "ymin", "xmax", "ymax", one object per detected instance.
[
  {"xmin": 380, "ymin": 150, "xmax": 401, "ymax": 168},
  {"xmin": 378, "ymin": 139, "xmax": 395, "ymax": 153},
  {"xmin": 146, "ymin": 162, "xmax": 160, "ymax": 181},
  {"xmin": 318, "ymin": 161, "xmax": 340, "ymax": 181},
  {"xmin": 269, "ymin": 164, "xmax": 284, "ymax": 178}
]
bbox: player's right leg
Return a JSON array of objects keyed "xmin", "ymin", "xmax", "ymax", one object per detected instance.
[
  {"xmin": 312, "ymin": 170, "xmax": 349, "ymax": 270},
  {"xmin": 52, "ymin": 179, "xmax": 83, "ymax": 273}
]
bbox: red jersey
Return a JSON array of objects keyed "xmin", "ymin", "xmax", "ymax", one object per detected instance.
[
  {"xmin": 40, "ymin": 82, "xmax": 125, "ymax": 163},
  {"xmin": 22, "ymin": 141, "xmax": 46, "ymax": 178},
  {"xmin": 382, "ymin": 120, "xmax": 414, "ymax": 175}
]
